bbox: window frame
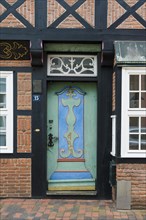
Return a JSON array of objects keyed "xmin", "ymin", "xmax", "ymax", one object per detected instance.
[
  {"xmin": 121, "ymin": 67, "xmax": 146, "ymax": 158},
  {"xmin": 0, "ymin": 71, "xmax": 13, "ymax": 153},
  {"xmin": 111, "ymin": 115, "xmax": 116, "ymax": 156}
]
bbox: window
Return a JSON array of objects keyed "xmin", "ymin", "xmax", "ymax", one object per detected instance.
[
  {"xmin": 121, "ymin": 67, "xmax": 146, "ymax": 157},
  {"xmin": 0, "ymin": 71, "xmax": 13, "ymax": 153},
  {"xmin": 47, "ymin": 55, "xmax": 97, "ymax": 76}
]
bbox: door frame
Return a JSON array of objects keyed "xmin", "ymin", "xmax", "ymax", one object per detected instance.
[
  {"xmin": 45, "ymin": 53, "xmax": 100, "ymax": 196},
  {"xmin": 32, "ymin": 53, "xmax": 112, "ymax": 199},
  {"xmin": 31, "ymin": 52, "xmax": 112, "ymax": 198}
]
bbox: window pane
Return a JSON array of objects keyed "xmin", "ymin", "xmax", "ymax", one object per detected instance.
[
  {"xmin": 141, "ymin": 75, "xmax": 146, "ymax": 91},
  {"xmin": 141, "ymin": 135, "xmax": 146, "ymax": 150},
  {"xmin": 0, "ymin": 116, "xmax": 6, "ymax": 129},
  {"xmin": 141, "ymin": 117, "xmax": 146, "ymax": 133},
  {"xmin": 0, "ymin": 78, "xmax": 6, "ymax": 92},
  {"xmin": 0, "ymin": 94, "xmax": 6, "ymax": 108},
  {"xmin": 129, "ymin": 117, "xmax": 139, "ymax": 133},
  {"xmin": 0, "ymin": 133, "xmax": 6, "ymax": 146},
  {"xmin": 141, "ymin": 92, "xmax": 146, "ymax": 108},
  {"xmin": 130, "ymin": 75, "xmax": 139, "ymax": 90},
  {"xmin": 129, "ymin": 134, "xmax": 139, "ymax": 150},
  {"xmin": 0, "ymin": 116, "xmax": 6, "ymax": 147},
  {"xmin": 130, "ymin": 92, "xmax": 139, "ymax": 108}
]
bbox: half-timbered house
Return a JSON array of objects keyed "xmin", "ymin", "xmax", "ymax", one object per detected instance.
[{"xmin": 0, "ymin": 0, "xmax": 146, "ymax": 209}]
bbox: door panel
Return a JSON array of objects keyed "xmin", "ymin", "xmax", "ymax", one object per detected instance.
[{"xmin": 47, "ymin": 82, "xmax": 97, "ymax": 191}]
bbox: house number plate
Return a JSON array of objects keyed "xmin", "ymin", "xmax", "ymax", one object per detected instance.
[{"xmin": 33, "ymin": 95, "xmax": 41, "ymax": 102}]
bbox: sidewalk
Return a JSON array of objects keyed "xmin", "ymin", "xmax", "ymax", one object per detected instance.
[{"xmin": 0, "ymin": 198, "xmax": 146, "ymax": 220}]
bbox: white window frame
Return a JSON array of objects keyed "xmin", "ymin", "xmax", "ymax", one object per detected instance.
[
  {"xmin": 111, "ymin": 115, "xmax": 116, "ymax": 156},
  {"xmin": 0, "ymin": 71, "xmax": 13, "ymax": 153},
  {"xmin": 121, "ymin": 67, "xmax": 146, "ymax": 158}
]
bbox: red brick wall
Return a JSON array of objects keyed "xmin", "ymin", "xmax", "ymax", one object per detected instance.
[
  {"xmin": 0, "ymin": 0, "xmax": 95, "ymax": 28},
  {"xmin": 0, "ymin": 159, "xmax": 31, "ymax": 197},
  {"xmin": 17, "ymin": 73, "xmax": 32, "ymax": 110},
  {"xmin": 17, "ymin": 116, "xmax": 31, "ymax": 153},
  {"xmin": 107, "ymin": 0, "xmax": 146, "ymax": 29},
  {"xmin": 47, "ymin": 0, "xmax": 95, "ymax": 28},
  {"xmin": 0, "ymin": 60, "xmax": 31, "ymax": 67},
  {"xmin": 117, "ymin": 164, "xmax": 146, "ymax": 209},
  {"xmin": 0, "ymin": 0, "xmax": 35, "ymax": 28},
  {"xmin": 17, "ymin": 72, "xmax": 32, "ymax": 154},
  {"xmin": 1, "ymin": 0, "xmax": 145, "ymax": 29}
]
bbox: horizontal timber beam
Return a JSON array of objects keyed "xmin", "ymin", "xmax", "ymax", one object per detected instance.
[{"xmin": 0, "ymin": 29, "xmax": 146, "ymax": 42}]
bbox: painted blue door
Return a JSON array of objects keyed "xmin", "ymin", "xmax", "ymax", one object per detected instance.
[{"xmin": 47, "ymin": 82, "xmax": 97, "ymax": 191}]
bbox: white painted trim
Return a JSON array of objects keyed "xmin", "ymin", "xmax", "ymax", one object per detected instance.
[
  {"xmin": 111, "ymin": 115, "xmax": 116, "ymax": 156},
  {"xmin": 0, "ymin": 71, "xmax": 13, "ymax": 153},
  {"xmin": 121, "ymin": 67, "xmax": 146, "ymax": 158}
]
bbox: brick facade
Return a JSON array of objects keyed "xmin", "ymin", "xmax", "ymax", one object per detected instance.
[
  {"xmin": 116, "ymin": 164, "xmax": 146, "ymax": 209},
  {"xmin": 57, "ymin": 15, "xmax": 84, "ymax": 28},
  {"xmin": 17, "ymin": 116, "xmax": 31, "ymax": 153},
  {"xmin": 17, "ymin": 72, "xmax": 32, "ymax": 110},
  {"xmin": 76, "ymin": 0, "xmax": 95, "ymax": 27},
  {"xmin": 1, "ymin": 0, "xmax": 145, "ymax": 29},
  {"xmin": 107, "ymin": 0, "xmax": 146, "ymax": 29},
  {"xmin": 0, "ymin": 60, "xmax": 31, "ymax": 67},
  {"xmin": 136, "ymin": 2, "xmax": 146, "ymax": 20},
  {"xmin": 0, "ymin": 0, "xmax": 35, "ymax": 28},
  {"xmin": 16, "ymin": 0, "xmax": 35, "ymax": 27},
  {"xmin": 117, "ymin": 15, "xmax": 145, "ymax": 29},
  {"xmin": 47, "ymin": 0, "xmax": 66, "ymax": 27},
  {"xmin": 1, "ymin": 0, "xmax": 95, "ymax": 28},
  {"xmin": 47, "ymin": 0, "xmax": 95, "ymax": 28},
  {"xmin": 0, "ymin": 159, "xmax": 31, "ymax": 197}
]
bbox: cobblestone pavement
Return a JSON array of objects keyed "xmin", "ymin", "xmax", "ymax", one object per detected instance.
[{"xmin": 0, "ymin": 198, "xmax": 146, "ymax": 220}]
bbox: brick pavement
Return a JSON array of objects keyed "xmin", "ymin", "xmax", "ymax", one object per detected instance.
[{"xmin": 0, "ymin": 198, "xmax": 146, "ymax": 220}]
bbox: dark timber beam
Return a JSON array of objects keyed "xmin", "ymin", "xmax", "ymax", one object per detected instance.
[
  {"xmin": 30, "ymin": 39, "xmax": 43, "ymax": 66},
  {"xmin": 101, "ymin": 41, "xmax": 114, "ymax": 66}
]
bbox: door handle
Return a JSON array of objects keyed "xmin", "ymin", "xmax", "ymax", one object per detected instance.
[
  {"xmin": 48, "ymin": 133, "xmax": 58, "ymax": 147},
  {"xmin": 48, "ymin": 133, "xmax": 54, "ymax": 147}
]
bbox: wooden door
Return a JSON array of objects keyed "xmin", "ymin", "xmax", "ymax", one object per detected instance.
[{"xmin": 47, "ymin": 82, "xmax": 97, "ymax": 191}]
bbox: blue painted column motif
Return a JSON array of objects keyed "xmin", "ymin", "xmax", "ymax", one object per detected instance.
[
  {"xmin": 58, "ymin": 86, "xmax": 85, "ymax": 159},
  {"xmin": 60, "ymin": 88, "xmax": 83, "ymax": 158}
]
